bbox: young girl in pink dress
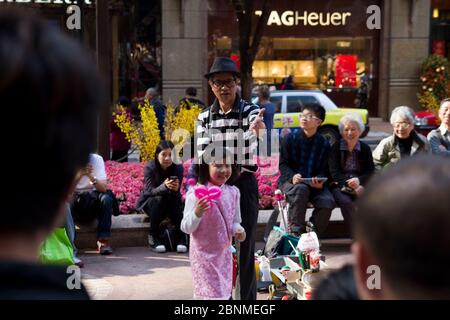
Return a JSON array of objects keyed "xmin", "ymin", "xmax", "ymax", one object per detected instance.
[{"xmin": 181, "ymin": 152, "xmax": 246, "ymax": 300}]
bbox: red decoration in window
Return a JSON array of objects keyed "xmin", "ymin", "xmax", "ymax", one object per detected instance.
[
  {"xmin": 335, "ymin": 54, "xmax": 357, "ymax": 88},
  {"xmin": 230, "ymin": 53, "xmax": 240, "ymax": 70},
  {"xmin": 432, "ymin": 40, "xmax": 445, "ymax": 56}
]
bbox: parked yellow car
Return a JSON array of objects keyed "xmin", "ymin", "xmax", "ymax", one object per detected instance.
[{"xmin": 253, "ymin": 90, "xmax": 369, "ymax": 145}]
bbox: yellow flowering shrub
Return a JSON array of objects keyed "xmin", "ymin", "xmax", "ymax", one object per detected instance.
[
  {"xmin": 163, "ymin": 102, "xmax": 176, "ymax": 141},
  {"xmin": 114, "ymin": 100, "xmax": 161, "ymax": 162},
  {"xmin": 172, "ymin": 105, "xmax": 202, "ymax": 147}
]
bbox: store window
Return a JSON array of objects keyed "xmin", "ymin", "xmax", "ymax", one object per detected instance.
[
  {"xmin": 208, "ymin": 0, "xmax": 380, "ymax": 115},
  {"xmin": 430, "ymin": 0, "xmax": 450, "ymax": 59},
  {"xmin": 251, "ymin": 36, "xmax": 373, "ymax": 91}
]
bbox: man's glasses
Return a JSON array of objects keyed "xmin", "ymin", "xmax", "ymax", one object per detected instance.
[
  {"xmin": 211, "ymin": 79, "xmax": 236, "ymax": 89},
  {"xmin": 299, "ymin": 113, "xmax": 319, "ymax": 121},
  {"xmin": 393, "ymin": 122, "xmax": 411, "ymax": 129}
]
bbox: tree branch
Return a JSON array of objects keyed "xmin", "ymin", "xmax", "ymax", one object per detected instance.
[
  {"xmin": 249, "ymin": 0, "xmax": 271, "ymax": 65},
  {"xmin": 238, "ymin": 0, "xmax": 252, "ymax": 56}
]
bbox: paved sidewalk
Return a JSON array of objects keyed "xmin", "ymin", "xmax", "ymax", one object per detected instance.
[{"xmin": 79, "ymin": 245, "xmax": 353, "ymax": 300}]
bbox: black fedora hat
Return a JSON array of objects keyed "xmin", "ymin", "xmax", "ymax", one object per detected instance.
[{"xmin": 204, "ymin": 57, "xmax": 241, "ymax": 79}]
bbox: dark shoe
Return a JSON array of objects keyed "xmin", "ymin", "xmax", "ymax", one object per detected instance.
[
  {"xmin": 97, "ymin": 240, "xmax": 113, "ymax": 255},
  {"xmin": 148, "ymin": 235, "xmax": 166, "ymax": 253}
]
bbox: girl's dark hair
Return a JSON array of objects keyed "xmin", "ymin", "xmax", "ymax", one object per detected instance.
[{"xmin": 198, "ymin": 147, "xmax": 239, "ymax": 185}]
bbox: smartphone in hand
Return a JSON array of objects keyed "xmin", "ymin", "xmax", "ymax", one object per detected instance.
[
  {"xmin": 169, "ymin": 176, "xmax": 179, "ymax": 181},
  {"xmin": 302, "ymin": 177, "xmax": 328, "ymax": 184}
]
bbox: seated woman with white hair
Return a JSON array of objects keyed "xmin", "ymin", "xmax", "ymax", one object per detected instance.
[
  {"xmin": 372, "ymin": 106, "xmax": 430, "ymax": 170},
  {"xmin": 328, "ymin": 113, "xmax": 375, "ymax": 235}
]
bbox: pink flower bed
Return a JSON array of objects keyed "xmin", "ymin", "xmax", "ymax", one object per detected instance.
[
  {"xmin": 255, "ymin": 170, "xmax": 280, "ymax": 210},
  {"xmin": 105, "ymin": 160, "xmax": 192, "ymax": 214},
  {"xmin": 105, "ymin": 161, "xmax": 145, "ymax": 214},
  {"xmin": 105, "ymin": 156, "xmax": 281, "ymax": 213}
]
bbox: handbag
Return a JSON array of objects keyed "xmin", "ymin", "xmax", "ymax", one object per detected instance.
[
  {"xmin": 72, "ymin": 191, "xmax": 99, "ymax": 223},
  {"xmin": 39, "ymin": 227, "xmax": 75, "ymax": 265}
]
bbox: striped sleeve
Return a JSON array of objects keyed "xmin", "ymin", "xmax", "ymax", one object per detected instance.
[
  {"xmin": 196, "ymin": 109, "xmax": 211, "ymax": 158},
  {"xmin": 244, "ymin": 103, "xmax": 260, "ymax": 124}
]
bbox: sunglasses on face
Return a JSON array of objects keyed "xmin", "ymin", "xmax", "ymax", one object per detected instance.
[{"xmin": 211, "ymin": 79, "xmax": 236, "ymax": 89}]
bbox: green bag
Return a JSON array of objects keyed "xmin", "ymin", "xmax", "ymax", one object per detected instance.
[{"xmin": 39, "ymin": 227, "xmax": 75, "ymax": 265}]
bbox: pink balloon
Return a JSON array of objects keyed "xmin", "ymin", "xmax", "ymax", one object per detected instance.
[
  {"xmin": 194, "ymin": 185, "xmax": 222, "ymax": 202},
  {"xmin": 207, "ymin": 186, "xmax": 222, "ymax": 201},
  {"xmin": 194, "ymin": 186, "xmax": 209, "ymax": 200}
]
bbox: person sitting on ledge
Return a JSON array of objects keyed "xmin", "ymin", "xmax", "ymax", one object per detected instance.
[{"xmin": 136, "ymin": 140, "xmax": 187, "ymax": 254}]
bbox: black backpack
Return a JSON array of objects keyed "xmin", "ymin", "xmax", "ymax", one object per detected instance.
[
  {"xmin": 160, "ymin": 224, "xmax": 177, "ymax": 252},
  {"xmin": 72, "ymin": 192, "xmax": 99, "ymax": 223}
]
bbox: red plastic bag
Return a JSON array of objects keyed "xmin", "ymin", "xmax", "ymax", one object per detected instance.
[{"xmin": 232, "ymin": 254, "xmax": 237, "ymax": 288}]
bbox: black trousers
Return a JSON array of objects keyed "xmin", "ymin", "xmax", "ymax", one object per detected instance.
[
  {"xmin": 141, "ymin": 193, "xmax": 184, "ymax": 243},
  {"xmin": 71, "ymin": 190, "xmax": 113, "ymax": 239},
  {"xmin": 281, "ymin": 182, "xmax": 335, "ymax": 238},
  {"xmin": 232, "ymin": 172, "xmax": 258, "ymax": 300},
  {"xmin": 331, "ymin": 188, "xmax": 355, "ymax": 236}
]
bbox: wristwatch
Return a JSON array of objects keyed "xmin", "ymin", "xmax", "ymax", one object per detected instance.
[{"xmin": 90, "ymin": 176, "xmax": 98, "ymax": 186}]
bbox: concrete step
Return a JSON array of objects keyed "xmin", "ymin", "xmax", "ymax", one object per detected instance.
[
  {"xmin": 75, "ymin": 208, "xmax": 350, "ymax": 250},
  {"xmin": 75, "ymin": 214, "xmax": 149, "ymax": 249}
]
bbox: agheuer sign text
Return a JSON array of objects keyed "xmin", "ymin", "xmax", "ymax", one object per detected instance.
[{"xmin": 255, "ymin": 10, "xmax": 352, "ymax": 27}]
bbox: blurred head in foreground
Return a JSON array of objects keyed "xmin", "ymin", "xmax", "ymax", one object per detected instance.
[
  {"xmin": 353, "ymin": 155, "xmax": 450, "ymax": 299},
  {"xmin": 0, "ymin": 9, "xmax": 103, "ymax": 261}
]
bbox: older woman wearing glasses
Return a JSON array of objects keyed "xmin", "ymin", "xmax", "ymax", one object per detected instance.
[
  {"xmin": 328, "ymin": 113, "xmax": 375, "ymax": 235},
  {"xmin": 372, "ymin": 106, "xmax": 430, "ymax": 170}
]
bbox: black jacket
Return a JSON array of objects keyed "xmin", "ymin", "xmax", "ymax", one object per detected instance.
[
  {"xmin": 0, "ymin": 260, "xmax": 90, "ymax": 300},
  {"xmin": 136, "ymin": 160, "xmax": 183, "ymax": 210},
  {"xmin": 328, "ymin": 139, "xmax": 375, "ymax": 188}
]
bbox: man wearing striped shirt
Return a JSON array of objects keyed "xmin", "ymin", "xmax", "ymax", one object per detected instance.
[{"xmin": 195, "ymin": 57, "xmax": 266, "ymax": 300}]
